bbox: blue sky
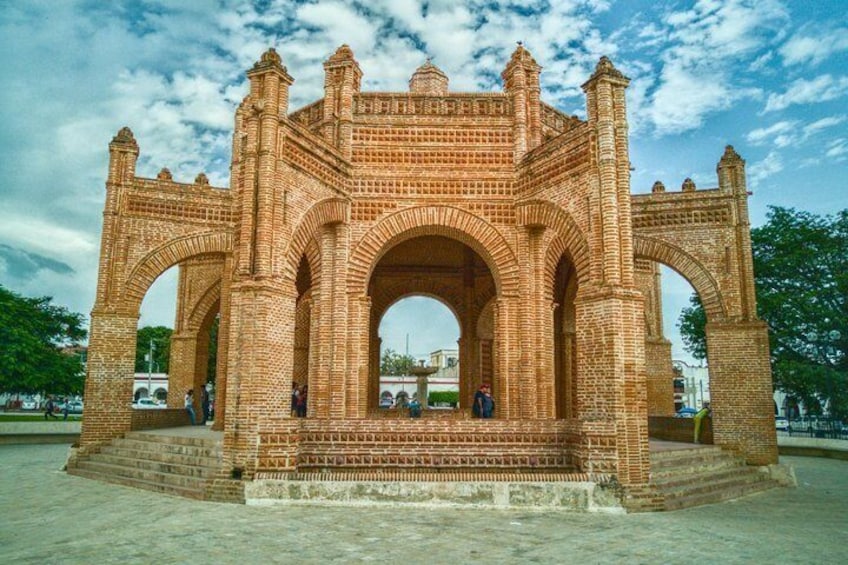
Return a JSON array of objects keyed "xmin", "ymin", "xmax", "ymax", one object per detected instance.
[{"xmin": 1, "ymin": 0, "xmax": 846, "ymax": 364}]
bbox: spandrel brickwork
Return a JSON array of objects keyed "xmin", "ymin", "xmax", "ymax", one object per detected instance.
[{"xmin": 81, "ymin": 44, "xmax": 777, "ymax": 493}]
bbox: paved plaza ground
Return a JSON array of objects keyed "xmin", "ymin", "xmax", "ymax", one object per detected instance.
[{"xmin": 1, "ymin": 444, "xmax": 846, "ymax": 564}]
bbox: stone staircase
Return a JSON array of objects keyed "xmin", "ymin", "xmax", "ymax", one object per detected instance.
[
  {"xmin": 650, "ymin": 445, "xmax": 780, "ymax": 511},
  {"xmin": 67, "ymin": 431, "xmax": 223, "ymax": 500}
]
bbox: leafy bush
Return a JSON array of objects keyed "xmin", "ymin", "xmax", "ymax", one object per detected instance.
[{"xmin": 428, "ymin": 391, "xmax": 459, "ymax": 405}]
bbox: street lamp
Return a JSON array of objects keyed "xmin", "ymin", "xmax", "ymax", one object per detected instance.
[{"xmin": 147, "ymin": 338, "xmax": 156, "ymax": 399}]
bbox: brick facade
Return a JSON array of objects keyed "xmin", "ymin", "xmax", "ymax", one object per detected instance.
[{"xmin": 81, "ymin": 44, "xmax": 778, "ymax": 493}]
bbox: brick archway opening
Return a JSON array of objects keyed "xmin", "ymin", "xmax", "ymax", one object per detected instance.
[
  {"xmin": 552, "ymin": 254, "xmax": 579, "ymax": 419},
  {"xmin": 367, "ymin": 235, "xmax": 497, "ymax": 414},
  {"xmin": 376, "ymin": 294, "xmax": 461, "ymax": 411}
]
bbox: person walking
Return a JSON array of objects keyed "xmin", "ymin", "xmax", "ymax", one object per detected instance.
[
  {"xmin": 296, "ymin": 385, "xmax": 308, "ymax": 418},
  {"xmin": 184, "ymin": 389, "xmax": 197, "ymax": 426},
  {"xmin": 44, "ymin": 396, "xmax": 58, "ymax": 420}
]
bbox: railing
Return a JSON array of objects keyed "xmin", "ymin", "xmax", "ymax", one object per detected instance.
[{"xmin": 780, "ymin": 417, "xmax": 848, "ymax": 440}]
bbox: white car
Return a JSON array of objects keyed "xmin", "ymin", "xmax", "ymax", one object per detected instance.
[
  {"xmin": 132, "ymin": 398, "xmax": 165, "ymax": 409},
  {"xmin": 21, "ymin": 399, "xmax": 38, "ymax": 410},
  {"xmin": 775, "ymin": 416, "xmax": 789, "ymax": 431}
]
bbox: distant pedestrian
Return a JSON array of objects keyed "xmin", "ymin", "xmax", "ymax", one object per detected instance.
[
  {"xmin": 296, "ymin": 385, "xmax": 308, "ymax": 418},
  {"xmin": 201, "ymin": 387, "xmax": 210, "ymax": 425},
  {"xmin": 62, "ymin": 398, "xmax": 69, "ymax": 420},
  {"xmin": 184, "ymin": 389, "xmax": 196, "ymax": 425},
  {"xmin": 481, "ymin": 384, "xmax": 495, "ymax": 419},
  {"xmin": 291, "ymin": 382, "xmax": 299, "ymax": 418},
  {"xmin": 473, "ymin": 384, "xmax": 486, "ymax": 418},
  {"xmin": 44, "ymin": 396, "xmax": 58, "ymax": 420}
]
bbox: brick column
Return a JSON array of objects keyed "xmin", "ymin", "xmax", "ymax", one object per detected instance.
[
  {"xmin": 167, "ymin": 333, "xmax": 197, "ymax": 409},
  {"xmin": 222, "ymin": 280, "xmax": 297, "ymax": 477},
  {"xmin": 574, "ymin": 287, "xmax": 649, "ymax": 485},
  {"xmin": 706, "ymin": 320, "xmax": 778, "ymax": 465},
  {"xmin": 212, "ymin": 255, "xmax": 233, "ymax": 431},
  {"xmin": 80, "ymin": 311, "xmax": 137, "ymax": 450}
]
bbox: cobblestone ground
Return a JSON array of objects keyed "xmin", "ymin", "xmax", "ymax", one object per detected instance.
[{"xmin": 1, "ymin": 445, "xmax": 846, "ymax": 564}]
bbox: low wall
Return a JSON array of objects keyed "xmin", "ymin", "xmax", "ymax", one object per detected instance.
[
  {"xmin": 648, "ymin": 416, "xmax": 713, "ymax": 444},
  {"xmin": 0, "ymin": 421, "xmax": 81, "ymax": 445},
  {"xmin": 130, "ymin": 408, "xmax": 191, "ymax": 431}
]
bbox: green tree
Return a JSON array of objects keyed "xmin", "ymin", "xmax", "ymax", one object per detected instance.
[
  {"xmin": 206, "ymin": 316, "xmax": 219, "ymax": 384},
  {"xmin": 678, "ymin": 206, "xmax": 847, "ymax": 418},
  {"xmin": 0, "ymin": 285, "xmax": 87, "ymax": 394},
  {"xmin": 135, "ymin": 326, "xmax": 173, "ymax": 374},
  {"xmin": 380, "ymin": 348, "xmax": 416, "ymax": 375}
]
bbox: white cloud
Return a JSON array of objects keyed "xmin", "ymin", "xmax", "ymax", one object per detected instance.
[
  {"xmin": 637, "ymin": 0, "xmax": 788, "ymax": 135},
  {"xmin": 802, "ymin": 115, "xmax": 847, "ymax": 138},
  {"xmin": 746, "ymin": 120, "xmax": 797, "ymax": 146},
  {"xmin": 780, "ymin": 27, "xmax": 848, "ymax": 67},
  {"xmin": 747, "ymin": 150, "xmax": 783, "ymax": 187},
  {"xmin": 825, "ymin": 138, "xmax": 848, "ymax": 160},
  {"xmin": 764, "ymin": 74, "xmax": 848, "ymax": 112}
]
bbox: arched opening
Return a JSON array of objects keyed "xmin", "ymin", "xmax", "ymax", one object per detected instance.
[
  {"xmin": 552, "ymin": 254, "xmax": 578, "ymax": 419},
  {"xmin": 378, "ymin": 296, "xmax": 461, "ymax": 409},
  {"xmin": 292, "ymin": 255, "xmax": 313, "ymax": 417},
  {"xmin": 634, "ymin": 259, "xmax": 714, "ymax": 418},
  {"xmin": 367, "ymin": 235, "xmax": 497, "ymax": 413},
  {"xmin": 136, "ymin": 265, "xmax": 178, "ymax": 406}
]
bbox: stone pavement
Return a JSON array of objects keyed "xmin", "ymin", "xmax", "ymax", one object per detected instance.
[{"xmin": 1, "ymin": 445, "xmax": 846, "ymax": 564}]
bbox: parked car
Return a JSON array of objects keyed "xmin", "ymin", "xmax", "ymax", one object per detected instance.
[
  {"xmin": 21, "ymin": 399, "xmax": 38, "ymax": 411},
  {"xmin": 775, "ymin": 416, "xmax": 789, "ymax": 431},
  {"xmin": 675, "ymin": 407, "xmax": 698, "ymax": 418},
  {"xmin": 65, "ymin": 400, "xmax": 84, "ymax": 414},
  {"xmin": 132, "ymin": 398, "xmax": 164, "ymax": 409}
]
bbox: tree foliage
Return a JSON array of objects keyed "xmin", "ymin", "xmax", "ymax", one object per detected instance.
[
  {"xmin": 135, "ymin": 326, "xmax": 173, "ymax": 374},
  {"xmin": 0, "ymin": 285, "xmax": 87, "ymax": 394},
  {"xmin": 678, "ymin": 206, "xmax": 847, "ymax": 418},
  {"xmin": 380, "ymin": 348, "xmax": 416, "ymax": 375}
]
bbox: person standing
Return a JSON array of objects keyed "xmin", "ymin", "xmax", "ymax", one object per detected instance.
[
  {"xmin": 291, "ymin": 382, "xmax": 299, "ymax": 418},
  {"xmin": 481, "ymin": 384, "xmax": 495, "ymax": 419},
  {"xmin": 473, "ymin": 384, "xmax": 486, "ymax": 418},
  {"xmin": 184, "ymin": 389, "xmax": 196, "ymax": 426},
  {"xmin": 296, "ymin": 385, "xmax": 308, "ymax": 418},
  {"xmin": 61, "ymin": 398, "xmax": 69, "ymax": 420},
  {"xmin": 200, "ymin": 386, "xmax": 210, "ymax": 425}
]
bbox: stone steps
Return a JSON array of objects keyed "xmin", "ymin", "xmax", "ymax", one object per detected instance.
[
  {"xmin": 67, "ymin": 431, "xmax": 223, "ymax": 501},
  {"xmin": 68, "ymin": 467, "xmax": 206, "ymax": 500},
  {"xmin": 650, "ymin": 446, "xmax": 780, "ymax": 510}
]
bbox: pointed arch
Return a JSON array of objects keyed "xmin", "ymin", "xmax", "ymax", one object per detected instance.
[{"xmin": 633, "ymin": 234, "xmax": 727, "ymax": 320}]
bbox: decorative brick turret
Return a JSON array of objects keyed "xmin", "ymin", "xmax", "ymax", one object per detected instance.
[
  {"xmin": 502, "ymin": 44, "xmax": 542, "ymax": 160},
  {"xmin": 322, "ymin": 44, "xmax": 362, "ymax": 158},
  {"xmin": 409, "ymin": 59, "xmax": 448, "ymax": 94}
]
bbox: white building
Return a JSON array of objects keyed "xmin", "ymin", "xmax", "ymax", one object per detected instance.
[
  {"xmin": 133, "ymin": 373, "xmax": 169, "ymax": 402},
  {"xmin": 672, "ymin": 360, "xmax": 710, "ymax": 411}
]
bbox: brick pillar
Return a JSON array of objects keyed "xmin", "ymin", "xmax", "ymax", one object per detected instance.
[
  {"xmin": 168, "ymin": 333, "xmax": 197, "ymax": 409},
  {"xmin": 706, "ymin": 320, "xmax": 778, "ymax": 465},
  {"xmin": 346, "ymin": 295, "xmax": 370, "ymax": 418},
  {"xmin": 574, "ymin": 287, "xmax": 649, "ymax": 486},
  {"xmin": 493, "ymin": 296, "xmax": 520, "ymax": 419},
  {"xmin": 223, "ymin": 281, "xmax": 297, "ymax": 477},
  {"xmin": 212, "ymin": 254, "xmax": 233, "ymax": 431},
  {"xmin": 80, "ymin": 311, "xmax": 137, "ymax": 450},
  {"xmin": 645, "ymin": 337, "xmax": 675, "ymax": 416}
]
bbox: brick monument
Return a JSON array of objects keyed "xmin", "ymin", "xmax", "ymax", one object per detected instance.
[{"xmin": 81, "ymin": 44, "xmax": 778, "ymax": 501}]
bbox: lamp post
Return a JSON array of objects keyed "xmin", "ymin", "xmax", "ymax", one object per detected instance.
[{"xmin": 147, "ymin": 338, "xmax": 155, "ymax": 399}]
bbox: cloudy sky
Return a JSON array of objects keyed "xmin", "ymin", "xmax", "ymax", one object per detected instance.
[{"xmin": 1, "ymin": 0, "xmax": 846, "ymax": 363}]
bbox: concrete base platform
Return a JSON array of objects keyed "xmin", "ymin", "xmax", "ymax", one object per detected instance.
[{"xmin": 245, "ymin": 478, "xmax": 625, "ymax": 513}]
